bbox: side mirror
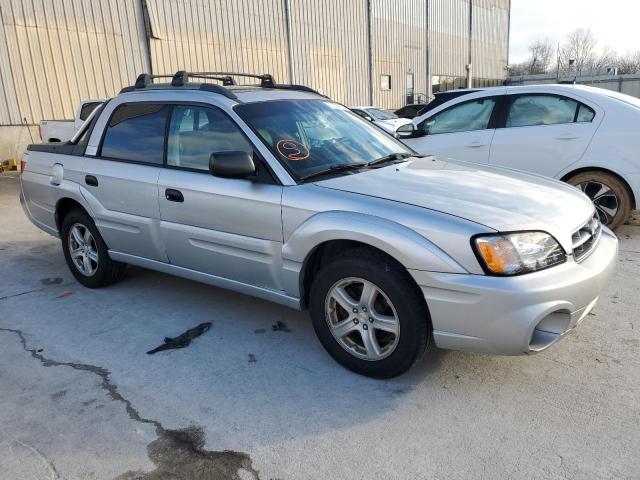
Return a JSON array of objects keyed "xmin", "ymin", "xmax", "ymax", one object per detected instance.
[
  {"xmin": 209, "ymin": 151, "xmax": 256, "ymax": 179},
  {"xmin": 395, "ymin": 123, "xmax": 416, "ymax": 139},
  {"xmin": 363, "ymin": 115, "xmax": 373, "ymax": 122}
]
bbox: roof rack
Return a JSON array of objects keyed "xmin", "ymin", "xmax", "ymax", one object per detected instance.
[{"xmin": 119, "ymin": 70, "xmax": 324, "ymax": 99}]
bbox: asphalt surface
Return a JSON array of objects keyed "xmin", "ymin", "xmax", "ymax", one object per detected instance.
[{"xmin": 1, "ymin": 171, "xmax": 639, "ymax": 480}]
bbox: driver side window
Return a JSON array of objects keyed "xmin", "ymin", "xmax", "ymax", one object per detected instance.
[
  {"xmin": 167, "ymin": 106, "xmax": 253, "ymax": 171},
  {"xmin": 423, "ymin": 98, "xmax": 497, "ymax": 135}
]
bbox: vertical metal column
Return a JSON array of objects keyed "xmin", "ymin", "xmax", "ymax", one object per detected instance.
[
  {"xmin": 467, "ymin": 0, "xmax": 473, "ymax": 88},
  {"xmin": 283, "ymin": 0, "xmax": 295, "ymax": 84},
  {"xmin": 366, "ymin": 0, "xmax": 373, "ymax": 105},
  {"xmin": 425, "ymin": 0, "xmax": 431, "ymax": 100}
]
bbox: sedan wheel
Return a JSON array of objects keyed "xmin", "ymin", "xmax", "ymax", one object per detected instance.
[
  {"xmin": 325, "ymin": 277, "xmax": 400, "ymax": 361},
  {"xmin": 567, "ymin": 171, "xmax": 632, "ymax": 230},
  {"xmin": 576, "ymin": 181, "xmax": 619, "ymax": 226},
  {"xmin": 68, "ymin": 223, "xmax": 99, "ymax": 276}
]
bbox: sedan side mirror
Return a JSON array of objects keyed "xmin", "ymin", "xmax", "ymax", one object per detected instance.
[
  {"xmin": 209, "ymin": 151, "xmax": 256, "ymax": 179},
  {"xmin": 364, "ymin": 115, "xmax": 374, "ymax": 122},
  {"xmin": 395, "ymin": 123, "xmax": 416, "ymax": 139}
]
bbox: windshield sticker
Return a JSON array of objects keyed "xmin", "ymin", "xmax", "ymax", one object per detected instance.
[{"xmin": 276, "ymin": 139, "xmax": 310, "ymax": 161}]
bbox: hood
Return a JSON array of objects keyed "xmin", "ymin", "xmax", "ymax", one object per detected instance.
[
  {"xmin": 314, "ymin": 156, "xmax": 595, "ymax": 250},
  {"xmin": 375, "ymin": 118, "xmax": 412, "ymax": 132}
]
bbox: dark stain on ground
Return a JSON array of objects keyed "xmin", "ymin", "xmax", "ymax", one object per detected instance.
[
  {"xmin": 40, "ymin": 277, "xmax": 63, "ymax": 285},
  {"xmin": 254, "ymin": 329, "xmax": 265, "ymax": 335},
  {"xmin": 50, "ymin": 389, "xmax": 67, "ymax": 401},
  {"xmin": 271, "ymin": 321, "xmax": 291, "ymax": 333},
  {"xmin": 147, "ymin": 322, "xmax": 212, "ymax": 355},
  {"xmin": 0, "ymin": 327, "xmax": 260, "ymax": 480},
  {"xmin": 117, "ymin": 426, "xmax": 258, "ymax": 480},
  {"xmin": 83, "ymin": 399, "xmax": 97, "ymax": 406},
  {"xmin": 248, "ymin": 354, "xmax": 257, "ymax": 363}
]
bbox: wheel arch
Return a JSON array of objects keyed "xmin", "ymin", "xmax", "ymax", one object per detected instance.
[
  {"xmin": 55, "ymin": 197, "xmax": 90, "ymax": 233},
  {"xmin": 561, "ymin": 166, "xmax": 636, "ymax": 209},
  {"xmin": 282, "ymin": 211, "xmax": 466, "ymax": 307}
]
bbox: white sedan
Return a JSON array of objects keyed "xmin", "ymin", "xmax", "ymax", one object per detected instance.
[
  {"xmin": 350, "ymin": 106, "xmax": 413, "ymax": 134},
  {"xmin": 398, "ymin": 85, "xmax": 640, "ymax": 229}
]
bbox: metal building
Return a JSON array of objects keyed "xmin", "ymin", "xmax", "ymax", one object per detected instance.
[{"xmin": 0, "ymin": 0, "xmax": 510, "ymax": 159}]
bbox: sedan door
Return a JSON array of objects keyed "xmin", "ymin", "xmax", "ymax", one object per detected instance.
[
  {"xmin": 489, "ymin": 93, "xmax": 601, "ymax": 176},
  {"xmin": 403, "ymin": 96, "xmax": 500, "ymax": 164},
  {"xmin": 158, "ymin": 105, "xmax": 284, "ymax": 291}
]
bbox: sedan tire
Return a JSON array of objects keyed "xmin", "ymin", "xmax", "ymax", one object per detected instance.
[
  {"xmin": 309, "ymin": 247, "xmax": 431, "ymax": 378},
  {"xmin": 567, "ymin": 171, "xmax": 632, "ymax": 230}
]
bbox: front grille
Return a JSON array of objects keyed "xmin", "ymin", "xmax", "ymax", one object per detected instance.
[{"xmin": 572, "ymin": 213, "xmax": 602, "ymax": 262}]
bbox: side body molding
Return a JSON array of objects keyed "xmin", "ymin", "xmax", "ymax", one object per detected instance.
[{"xmin": 280, "ymin": 211, "xmax": 467, "ymax": 298}]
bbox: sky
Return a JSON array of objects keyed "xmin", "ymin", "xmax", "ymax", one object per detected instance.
[{"xmin": 509, "ymin": 0, "xmax": 640, "ymax": 63}]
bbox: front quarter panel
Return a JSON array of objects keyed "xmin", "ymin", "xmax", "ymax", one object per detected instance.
[{"xmin": 280, "ymin": 184, "xmax": 492, "ymax": 298}]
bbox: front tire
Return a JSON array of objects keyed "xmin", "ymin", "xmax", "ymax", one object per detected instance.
[
  {"xmin": 567, "ymin": 171, "xmax": 632, "ymax": 229},
  {"xmin": 309, "ymin": 248, "xmax": 431, "ymax": 378},
  {"xmin": 61, "ymin": 209, "xmax": 126, "ymax": 288}
]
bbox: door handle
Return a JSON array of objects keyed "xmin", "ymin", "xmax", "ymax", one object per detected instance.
[
  {"xmin": 555, "ymin": 134, "xmax": 579, "ymax": 140},
  {"xmin": 165, "ymin": 188, "xmax": 184, "ymax": 203},
  {"xmin": 465, "ymin": 141, "xmax": 486, "ymax": 148},
  {"xmin": 85, "ymin": 175, "xmax": 98, "ymax": 187}
]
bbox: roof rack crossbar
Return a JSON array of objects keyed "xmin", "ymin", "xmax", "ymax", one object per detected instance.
[
  {"xmin": 134, "ymin": 73, "xmax": 173, "ymax": 89},
  {"xmin": 124, "ymin": 70, "xmax": 322, "ymax": 98}
]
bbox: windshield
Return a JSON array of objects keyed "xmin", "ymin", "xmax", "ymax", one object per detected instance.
[
  {"xmin": 234, "ymin": 100, "xmax": 411, "ymax": 180},
  {"xmin": 366, "ymin": 108, "xmax": 398, "ymax": 120}
]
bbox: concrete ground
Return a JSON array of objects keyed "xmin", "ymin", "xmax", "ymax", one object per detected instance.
[{"xmin": 1, "ymin": 170, "xmax": 639, "ymax": 480}]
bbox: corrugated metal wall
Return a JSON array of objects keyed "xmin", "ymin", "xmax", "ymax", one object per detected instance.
[
  {"xmin": 145, "ymin": 0, "xmax": 290, "ymax": 86},
  {"xmin": 472, "ymin": 0, "xmax": 509, "ymax": 79},
  {"xmin": 429, "ymin": 0, "xmax": 470, "ymax": 78},
  {"xmin": 0, "ymin": 0, "xmax": 149, "ymax": 125},
  {"xmin": 289, "ymin": 0, "xmax": 369, "ymax": 106},
  {"xmin": 0, "ymin": 0, "xmax": 510, "ymax": 129},
  {"xmin": 371, "ymin": 0, "xmax": 427, "ymax": 109}
]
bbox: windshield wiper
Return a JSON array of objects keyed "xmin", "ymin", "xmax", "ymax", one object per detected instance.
[
  {"xmin": 300, "ymin": 163, "xmax": 368, "ymax": 182},
  {"xmin": 366, "ymin": 152, "xmax": 413, "ymax": 168}
]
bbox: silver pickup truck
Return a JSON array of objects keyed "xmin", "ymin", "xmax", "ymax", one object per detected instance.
[{"xmin": 20, "ymin": 71, "xmax": 618, "ymax": 378}]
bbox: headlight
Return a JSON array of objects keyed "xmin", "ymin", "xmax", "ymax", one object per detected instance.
[{"xmin": 472, "ymin": 231, "xmax": 566, "ymax": 276}]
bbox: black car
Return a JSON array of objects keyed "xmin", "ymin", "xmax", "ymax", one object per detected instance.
[{"xmin": 394, "ymin": 104, "xmax": 428, "ymax": 119}]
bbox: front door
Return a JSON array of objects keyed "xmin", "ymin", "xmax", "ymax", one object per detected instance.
[
  {"xmin": 158, "ymin": 105, "xmax": 284, "ymax": 291},
  {"xmin": 404, "ymin": 96, "xmax": 499, "ymax": 164}
]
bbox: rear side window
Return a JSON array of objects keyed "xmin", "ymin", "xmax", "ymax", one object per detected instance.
[
  {"xmin": 423, "ymin": 98, "xmax": 496, "ymax": 135},
  {"xmin": 100, "ymin": 104, "xmax": 168, "ymax": 164},
  {"xmin": 167, "ymin": 106, "xmax": 253, "ymax": 171},
  {"xmin": 576, "ymin": 103, "xmax": 595, "ymax": 122},
  {"xmin": 507, "ymin": 95, "xmax": 594, "ymax": 127},
  {"xmin": 79, "ymin": 102, "xmax": 102, "ymax": 121}
]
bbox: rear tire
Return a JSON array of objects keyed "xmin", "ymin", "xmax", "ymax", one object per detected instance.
[
  {"xmin": 566, "ymin": 171, "xmax": 632, "ymax": 230},
  {"xmin": 309, "ymin": 247, "xmax": 431, "ymax": 378},
  {"xmin": 61, "ymin": 209, "xmax": 126, "ymax": 288}
]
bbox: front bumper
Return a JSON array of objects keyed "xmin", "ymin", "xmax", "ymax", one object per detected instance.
[{"xmin": 409, "ymin": 228, "xmax": 618, "ymax": 355}]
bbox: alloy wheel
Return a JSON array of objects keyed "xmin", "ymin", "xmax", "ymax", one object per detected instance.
[
  {"xmin": 577, "ymin": 180, "xmax": 619, "ymax": 226},
  {"xmin": 324, "ymin": 277, "xmax": 400, "ymax": 361},
  {"xmin": 68, "ymin": 223, "xmax": 99, "ymax": 276}
]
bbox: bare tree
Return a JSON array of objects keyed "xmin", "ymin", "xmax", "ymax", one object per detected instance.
[
  {"xmin": 617, "ymin": 51, "xmax": 640, "ymax": 74},
  {"xmin": 559, "ymin": 28, "xmax": 597, "ymax": 75},
  {"xmin": 527, "ymin": 38, "xmax": 554, "ymax": 74},
  {"xmin": 591, "ymin": 46, "xmax": 618, "ymax": 72}
]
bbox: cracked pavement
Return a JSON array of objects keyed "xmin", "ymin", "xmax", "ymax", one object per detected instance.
[{"xmin": 1, "ymin": 171, "xmax": 639, "ymax": 479}]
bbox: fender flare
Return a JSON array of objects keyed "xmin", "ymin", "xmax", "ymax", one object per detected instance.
[{"xmin": 282, "ymin": 211, "xmax": 467, "ymax": 275}]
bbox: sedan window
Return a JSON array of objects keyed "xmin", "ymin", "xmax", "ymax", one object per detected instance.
[
  {"xmin": 423, "ymin": 98, "xmax": 496, "ymax": 135},
  {"xmin": 507, "ymin": 95, "xmax": 580, "ymax": 127}
]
